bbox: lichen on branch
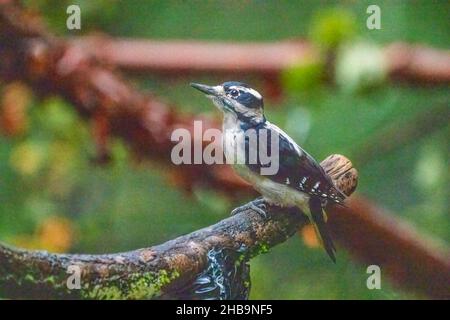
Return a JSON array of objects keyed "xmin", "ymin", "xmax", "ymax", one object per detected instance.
[{"xmin": 0, "ymin": 154, "xmax": 358, "ymax": 299}]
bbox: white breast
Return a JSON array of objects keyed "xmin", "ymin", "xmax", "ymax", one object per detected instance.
[
  {"xmin": 221, "ymin": 114, "xmax": 309, "ymax": 211},
  {"xmin": 222, "ymin": 114, "xmax": 246, "ymax": 165}
]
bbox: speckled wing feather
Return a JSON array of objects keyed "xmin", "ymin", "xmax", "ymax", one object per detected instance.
[{"xmin": 244, "ymin": 122, "xmax": 346, "ymax": 204}]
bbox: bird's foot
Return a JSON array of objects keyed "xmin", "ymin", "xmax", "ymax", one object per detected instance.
[
  {"xmin": 249, "ymin": 202, "xmax": 268, "ymax": 219},
  {"xmin": 231, "ymin": 197, "xmax": 268, "ymax": 219}
]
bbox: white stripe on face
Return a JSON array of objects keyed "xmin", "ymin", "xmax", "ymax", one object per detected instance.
[
  {"xmin": 230, "ymin": 86, "xmax": 263, "ymax": 101},
  {"xmin": 245, "ymin": 88, "xmax": 262, "ymax": 100}
]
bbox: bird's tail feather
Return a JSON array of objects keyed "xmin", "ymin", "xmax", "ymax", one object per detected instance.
[{"xmin": 309, "ymin": 197, "xmax": 336, "ymax": 263}]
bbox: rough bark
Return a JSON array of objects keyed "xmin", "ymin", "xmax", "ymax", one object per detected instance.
[
  {"xmin": 1, "ymin": 1, "xmax": 449, "ymax": 299},
  {"xmin": 0, "ymin": 155, "xmax": 355, "ymax": 299}
]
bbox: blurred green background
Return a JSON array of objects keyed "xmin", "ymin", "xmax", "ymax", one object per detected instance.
[{"xmin": 1, "ymin": 0, "xmax": 448, "ymax": 299}]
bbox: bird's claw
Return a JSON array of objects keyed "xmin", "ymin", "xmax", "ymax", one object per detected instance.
[
  {"xmin": 249, "ymin": 202, "xmax": 268, "ymax": 219},
  {"xmin": 231, "ymin": 197, "xmax": 268, "ymax": 220}
]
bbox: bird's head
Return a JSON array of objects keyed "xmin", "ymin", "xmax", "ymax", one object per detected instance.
[{"xmin": 191, "ymin": 81, "xmax": 265, "ymax": 125}]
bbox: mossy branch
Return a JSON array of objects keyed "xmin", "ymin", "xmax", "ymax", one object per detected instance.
[
  {"xmin": 0, "ymin": 155, "xmax": 357, "ymax": 299},
  {"xmin": 2, "ymin": 1, "xmax": 448, "ymax": 299}
]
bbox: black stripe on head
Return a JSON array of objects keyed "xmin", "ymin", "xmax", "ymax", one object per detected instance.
[
  {"xmin": 222, "ymin": 81, "xmax": 249, "ymax": 90},
  {"xmin": 222, "ymin": 82, "xmax": 263, "ymax": 109},
  {"xmin": 236, "ymin": 90, "xmax": 263, "ymax": 109}
]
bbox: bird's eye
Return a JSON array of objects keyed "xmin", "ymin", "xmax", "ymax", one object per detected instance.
[{"xmin": 228, "ymin": 89, "xmax": 239, "ymax": 98}]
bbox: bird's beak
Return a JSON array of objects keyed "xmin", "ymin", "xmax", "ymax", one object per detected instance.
[
  {"xmin": 190, "ymin": 83, "xmax": 221, "ymax": 97},
  {"xmin": 191, "ymin": 82, "xmax": 232, "ymax": 113}
]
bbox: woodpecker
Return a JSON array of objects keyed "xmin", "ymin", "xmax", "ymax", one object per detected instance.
[{"xmin": 191, "ymin": 81, "xmax": 346, "ymax": 262}]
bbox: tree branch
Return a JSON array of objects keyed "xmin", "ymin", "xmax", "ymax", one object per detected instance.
[
  {"xmin": 1, "ymin": 1, "xmax": 449, "ymax": 299},
  {"xmin": 0, "ymin": 0, "xmax": 250, "ymax": 196},
  {"xmin": 332, "ymin": 196, "xmax": 450, "ymax": 299},
  {"xmin": 0, "ymin": 155, "xmax": 356, "ymax": 299},
  {"xmin": 73, "ymin": 37, "xmax": 450, "ymax": 85}
]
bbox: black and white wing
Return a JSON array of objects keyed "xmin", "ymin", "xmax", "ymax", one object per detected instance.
[
  {"xmin": 244, "ymin": 121, "xmax": 342, "ymax": 263},
  {"xmin": 245, "ymin": 122, "xmax": 345, "ymax": 204}
]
